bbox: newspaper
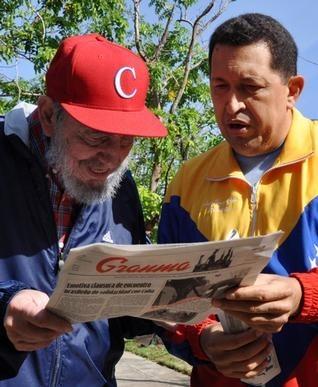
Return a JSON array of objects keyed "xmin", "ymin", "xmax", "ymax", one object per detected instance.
[
  {"xmin": 47, "ymin": 231, "xmax": 283, "ymax": 385},
  {"xmin": 47, "ymin": 231, "xmax": 282, "ymax": 325}
]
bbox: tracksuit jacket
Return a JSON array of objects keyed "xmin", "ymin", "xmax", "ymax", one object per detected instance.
[
  {"xmin": 0, "ymin": 106, "xmax": 177, "ymax": 386},
  {"xmin": 158, "ymin": 109, "xmax": 318, "ymax": 386}
]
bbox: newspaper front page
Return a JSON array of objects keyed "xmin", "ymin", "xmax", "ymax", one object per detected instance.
[{"xmin": 47, "ymin": 232, "xmax": 282, "ymax": 325}]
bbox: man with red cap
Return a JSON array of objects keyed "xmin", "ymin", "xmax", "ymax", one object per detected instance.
[{"xmin": 0, "ymin": 34, "xmax": 184, "ymax": 386}]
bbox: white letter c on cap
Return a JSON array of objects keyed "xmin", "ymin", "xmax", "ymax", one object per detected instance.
[{"xmin": 115, "ymin": 67, "xmax": 137, "ymax": 99}]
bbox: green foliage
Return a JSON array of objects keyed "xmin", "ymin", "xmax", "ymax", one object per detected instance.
[
  {"xmin": 0, "ymin": 0, "xmax": 128, "ymax": 108},
  {"xmin": 137, "ymin": 185, "xmax": 162, "ymax": 241},
  {"xmin": 0, "ymin": 0, "xmax": 128, "ymax": 72},
  {"xmin": 138, "ymin": 186, "xmax": 162, "ymax": 225}
]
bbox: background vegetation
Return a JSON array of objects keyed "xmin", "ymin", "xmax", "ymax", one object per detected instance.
[{"xmin": 0, "ymin": 0, "xmax": 235, "ymax": 238}]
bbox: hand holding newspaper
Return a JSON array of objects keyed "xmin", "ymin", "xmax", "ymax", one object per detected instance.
[
  {"xmin": 216, "ymin": 301, "xmax": 281, "ymax": 386},
  {"xmin": 47, "ymin": 232, "xmax": 282, "ymax": 384},
  {"xmin": 212, "ymin": 231, "xmax": 281, "ymax": 386}
]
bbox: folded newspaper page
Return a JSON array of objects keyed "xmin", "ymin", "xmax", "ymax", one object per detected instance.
[{"xmin": 47, "ymin": 231, "xmax": 282, "ymax": 327}]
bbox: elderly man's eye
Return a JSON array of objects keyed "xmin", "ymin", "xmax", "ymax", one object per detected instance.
[
  {"xmin": 82, "ymin": 138, "xmax": 100, "ymax": 146},
  {"xmin": 79, "ymin": 133, "xmax": 134, "ymax": 147},
  {"xmin": 80, "ymin": 135, "xmax": 110, "ymax": 146}
]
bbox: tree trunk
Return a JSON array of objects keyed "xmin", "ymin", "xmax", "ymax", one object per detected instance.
[{"xmin": 151, "ymin": 162, "xmax": 162, "ymax": 193}]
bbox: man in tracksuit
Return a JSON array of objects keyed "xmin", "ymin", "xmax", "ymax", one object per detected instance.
[{"xmin": 159, "ymin": 13, "xmax": 318, "ymax": 387}]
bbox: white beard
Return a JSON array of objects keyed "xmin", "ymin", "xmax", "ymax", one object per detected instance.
[{"xmin": 46, "ymin": 126, "xmax": 130, "ymax": 204}]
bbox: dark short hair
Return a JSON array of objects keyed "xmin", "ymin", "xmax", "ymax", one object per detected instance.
[{"xmin": 208, "ymin": 13, "xmax": 298, "ymax": 81}]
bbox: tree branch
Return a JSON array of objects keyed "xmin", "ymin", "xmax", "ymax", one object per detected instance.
[
  {"xmin": 28, "ymin": 1, "xmax": 46, "ymax": 41},
  {"xmin": 177, "ymin": 18, "xmax": 193, "ymax": 28},
  {"xmin": 0, "ymin": 91, "xmax": 42, "ymax": 97},
  {"xmin": 169, "ymin": 22, "xmax": 198, "ymax": 114},
  {"xmin": 12, "ymin": 61, "xmax": 21, "ymax": 101},
  {"xmin": 170, "ymin": 0, "xmax": 233, "ymax": 114},
  {"xmin": 133, "ymin": 0, "xmax": 147, "ymax": 62},
  {"xmin": 152, "ymin": 4, "xmax": 176, "ymax": 61},
  {"xmin": 163, "ymin": 156, "xmax": 176, "ymax": 196},
  {"xmin": 190, "ymin": 57, "xmax": 206, "ymax": 71},
  {"xmin": 202, "ymin": 0, "xmax": 234, "ymax": 31}
]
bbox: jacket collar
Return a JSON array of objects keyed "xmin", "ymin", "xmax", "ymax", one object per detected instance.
[
  {"xmin": 4, "ymin": 102, "xmax": 37, "ymax": 146},
  {"xmin": 275, "ymin": 108, "xmax": 314, "ymax": 165},
  {"xmin": 206, "ymin": 108, "xmax": 314, "ymax": 180}
]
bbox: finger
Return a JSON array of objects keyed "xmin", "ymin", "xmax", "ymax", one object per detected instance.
[
  {"xmin": 7, "ymin": 291, "xmax": 72, "ymax": 333},
  {"xmin": 224, "ymin": 284, "xmax": 291, "ymax": 302},
  {"xmin": 232, "ymin": 340, "xmax": 273, "ymax": 372},
  {"xmin": 221, "ymin": 343, "xmax": 272, "ymax": 378},
  {"xmin": 222, "ymin": 310, "xmax": 289, "ymax": 332},
  {"xmin": 5, "ymin": 309, "xmax": 71, "ymax": 336},
  {"xmin": 232, "ymin": 354, "xmax": 272, "ymax": 379},
  {"xmin": 13, "ymin": 338, "xmax": 58, "ymax": 352},
  {"xmin": 214, "ymin": 333, "xmax": 271, "ymax": 365},
  {"xmin": 21, "ymin": 308, "xmax": 72, "ymax": 333},
  {"xmin": 7, "ymin": 322, "xmax": 61, "ymax": 343},
  {"xmin": 203, "ymin": 328, "xmax": 264, "ymax": 352},
  {"xmin": 213, "ymin": 299, "xmax": 292, "ymax": 315}
]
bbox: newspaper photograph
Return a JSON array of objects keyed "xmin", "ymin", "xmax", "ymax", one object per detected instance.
[{"xmin": 47, "ymin": 231, "xmax": 282, "ymax": 325}]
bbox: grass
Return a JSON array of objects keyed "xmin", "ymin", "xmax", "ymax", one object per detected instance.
[{"xmin": 125, "ymin": 338, "xmax": 192, "ymax": 376}]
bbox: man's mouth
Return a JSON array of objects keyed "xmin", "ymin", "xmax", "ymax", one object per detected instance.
[
  {"xmin": 229, "ymin": 123, "xmax": 246, "ymax": 129},
  {"xmin": 90, "ymin": 168, "xmax": 108, "ymax": 174},
  {"xmin": 226, "ymin": 121, "xmax": 250, "ymax": 134},
  {"xmin": 86, "ymin": 165, "xmax": 111, "ymax": 179}
]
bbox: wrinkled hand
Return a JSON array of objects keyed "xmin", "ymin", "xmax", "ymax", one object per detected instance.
[
  {"xmin": 4, "ymin": 289, "xmax": 72, "ymax": 351},
  {"xmin": 200, "ymin": 322, "xmax": 272, "ymax": 379},
  {"xmin": 212, "ymin": 274, "xmax": 302, "ymax": 332}
]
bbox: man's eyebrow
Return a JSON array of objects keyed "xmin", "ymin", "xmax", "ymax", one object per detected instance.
[
  {"xmin": 210, "ymin": 77, "xmax": 225, "ymax": 82},
  {"xmin": 240, "ymin": 76, "xmax": 264, "ymax": 82},
  {"xmin": 211, "ymin": 76, "xmax": 264, "ymax": 83}
]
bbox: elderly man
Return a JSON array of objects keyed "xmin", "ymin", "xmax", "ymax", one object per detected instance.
[
  {"xmin": 0, "ymin": 33, "xmax": 190, "ymax": 386},
  {"xmin": 159, "ymin": 13, "xmax": 318, "ymax": 387}
]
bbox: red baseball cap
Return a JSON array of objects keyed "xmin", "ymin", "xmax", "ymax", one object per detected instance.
[{"xmin": 46, "ymin": 33, "xmax": 167, "ymax": 137}]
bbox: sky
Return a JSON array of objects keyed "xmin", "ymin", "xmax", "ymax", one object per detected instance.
[{"xmin": 210, "ymin": 0, "xmax": 318, "ymax": 118}]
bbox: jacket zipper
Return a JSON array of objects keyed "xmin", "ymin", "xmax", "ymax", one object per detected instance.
[
  {"xmin": 50, "ymin": 239, "xmax": 63, "ymax": 387},
  {"xmin": 51, "ymin": 314, "xmax": 62, "ymax": 387},
  {"xmin": 249, "ymin": 183, "xmax": 258, "ymax": 237},
  {"xmin": 247, "ymin": 155, "xmax": 311, "ymax": 237},
  {"xmin": 50, "ymin": 211, "xmax": 83, "ymax": 385}
]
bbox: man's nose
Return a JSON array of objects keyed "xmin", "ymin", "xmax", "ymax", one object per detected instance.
[
  {"xmin": 97, "ymin": 136, "xmax": 123, "ymax": 153},
  {"xmin": 95, "ymin": 148, "xmax": 118, "ymax": 163},
  {"xmin": 225, "ymin": 91, "xmax": 245, "ymax": 115}
]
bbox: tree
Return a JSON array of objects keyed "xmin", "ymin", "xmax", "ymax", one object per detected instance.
[
  {"xmin": 128, "ymin": 1, "xmax": 232, "ymax": 235},
  {"xmin": 0, "ymin": 0, "xmax": 235, "ymax": 238}
]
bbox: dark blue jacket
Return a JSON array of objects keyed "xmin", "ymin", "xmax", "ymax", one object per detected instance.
[{"xmin": 0, "ymin": 120, "xmax": 161, "ymax": 386}]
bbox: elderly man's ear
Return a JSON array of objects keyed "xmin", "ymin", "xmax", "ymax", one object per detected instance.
[
  {"xmin": 287, "ymin": 75, "xmax": 304, "ymax": 109},
  {"xmin": 37, "ymin": 96, "xmax": 55, "ymax": 137}
]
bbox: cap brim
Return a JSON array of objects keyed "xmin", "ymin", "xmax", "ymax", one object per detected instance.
[{"xmin": 61, "ymin": 103, "xmax": 167, "ymax": 137}]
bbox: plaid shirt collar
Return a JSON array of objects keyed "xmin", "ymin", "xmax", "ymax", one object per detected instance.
[{"xmin": 28, "ymin": 109, "xmax": 80, "ymax": 246}]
